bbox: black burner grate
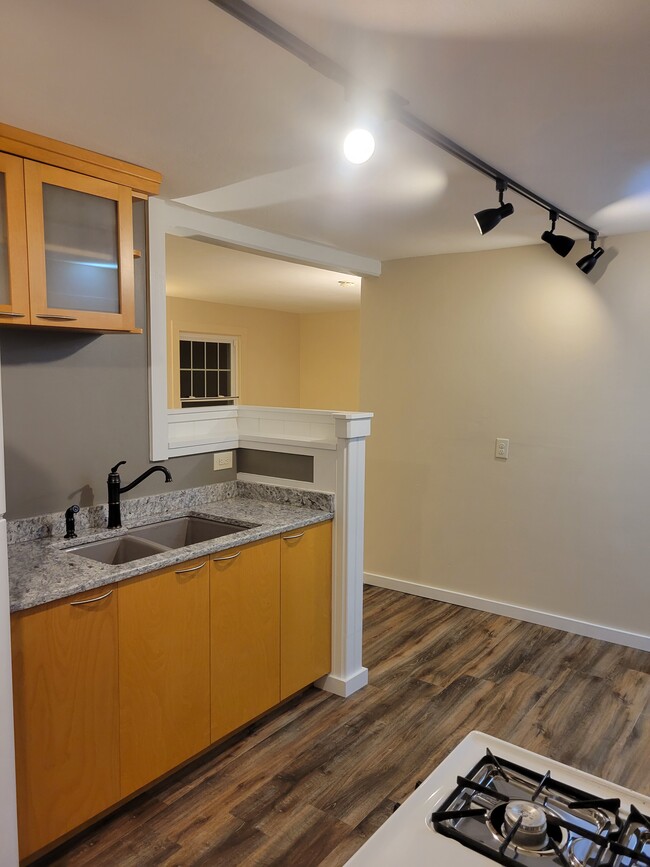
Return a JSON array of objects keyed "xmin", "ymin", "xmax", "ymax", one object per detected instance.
[{"xmin": 430, "ymin": 750, "xmax": 650, "ymax": 867}]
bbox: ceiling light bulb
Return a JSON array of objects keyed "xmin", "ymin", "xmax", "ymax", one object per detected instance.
[{"xmin": 343, "ymin": 128, "xmax": 375, "ymax": 164}]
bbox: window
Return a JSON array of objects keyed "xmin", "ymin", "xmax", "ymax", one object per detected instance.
[{"xmin": 179, "ymin": 333, "xmax": 238, "ymax": 407}]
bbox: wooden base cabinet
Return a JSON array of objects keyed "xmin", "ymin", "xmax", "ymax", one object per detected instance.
[
  {"xmin": 10, "ymin": 520, "xmax": 332, "ymax": 858},
  {"xmin": 210, "ymin": 537, "xmax": 281, "ymax": 742},
  {"xmin": 11, "ymin": 585, "xmax": 119, "ymax": 861},
  {"xmin": 118, "ymin": 558, "xmax": 211, "ymax": 797},
  {"xmin": 281, "ymin": 521, "xmax": 332, "ymax": 699}
]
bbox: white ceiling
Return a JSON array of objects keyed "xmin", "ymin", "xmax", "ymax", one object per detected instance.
[
  {"xmin": 166, "ymin": 235, "xmax": 361, "ymax": 313},
  {"xmin": 1, "ymin": 0, "xmax": 649, "ymax": 262}
]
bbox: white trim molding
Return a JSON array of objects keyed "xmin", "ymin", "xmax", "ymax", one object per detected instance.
[
  {"xmin": 364, "ymin": 571, "xmax": 650, "ymax": 652},
  {"xmin": 147, "ymin": 196, "xmax": 380, "ymax": 461},
  {"xmin": 146, "ymin": 198, "xmax": 378, "ymax": 699}
]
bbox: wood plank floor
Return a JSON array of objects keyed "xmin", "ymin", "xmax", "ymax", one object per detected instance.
[{"xmin": 39, "ymin": 586, "xmax": 650, "ymax": 866}]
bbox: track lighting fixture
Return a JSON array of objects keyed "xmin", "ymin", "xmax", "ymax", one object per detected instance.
[
  {"xmin": 576, "ymin": 235, "xmax": 605, "ymax": 274},
  {"xmin": 474, "ymin": 180, "xmax": 514, "ymax": 235},
  {"xmin": 212, "ymin": 1, "xmax": 609, "ymax": 273},
  {"xmin": 541, "ymin": 211, "xmax": 575, "ymax": 258}
]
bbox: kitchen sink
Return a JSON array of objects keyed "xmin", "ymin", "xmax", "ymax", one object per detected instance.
[
  {"xmin": 66, "ymin": 516, "xmax": 255, "ymax": 565},
  {"xmin": 129, "ymin": 516, "xmax": 252, "ymax": 549},
  {"xmin": 67, "ymin": 535, "xmax": 168, "ymax": 565}
]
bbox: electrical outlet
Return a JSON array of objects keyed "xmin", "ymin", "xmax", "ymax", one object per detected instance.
[
  {"xmin": 495, "ymin": 438, "xmax": 509, "ymax": 460},
  {"xmin": 214, "ymin": 451, "xmax": 233, "ymax": 471}
]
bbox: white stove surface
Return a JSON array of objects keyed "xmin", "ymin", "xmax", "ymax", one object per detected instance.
[{"xmin": 344, "ymin": 731, "xmax": 650, "ymax": 866}]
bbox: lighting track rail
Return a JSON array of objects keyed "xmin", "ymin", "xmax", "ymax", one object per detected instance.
[{"xmin": 209, "ymin": 0, "xmax": 599, "ymax": 240}]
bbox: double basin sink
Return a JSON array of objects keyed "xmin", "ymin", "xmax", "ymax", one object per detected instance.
[{"xmin": 67, "ymin": 516, "xmax": 254, "ymax": 565}]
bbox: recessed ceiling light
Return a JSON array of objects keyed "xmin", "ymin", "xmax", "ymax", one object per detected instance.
[{"xmin": 343, "ymin": 128, "xmax": 375, "ymax": 164}]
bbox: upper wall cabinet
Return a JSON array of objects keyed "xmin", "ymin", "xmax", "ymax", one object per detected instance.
[{"xmin": 0, "ymin": 122, "xmax": 161, "ymax": 332}]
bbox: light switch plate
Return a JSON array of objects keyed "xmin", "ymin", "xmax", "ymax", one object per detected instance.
[
  {"xmin": 214, "ymin": 451, "xmax": 233, "ymax": 471},
  {"xmin": 495, "ymin": 438, "xmax": 509, "ymax": 460}
]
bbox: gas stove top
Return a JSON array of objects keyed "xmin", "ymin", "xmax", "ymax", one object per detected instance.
[{"xmin": 345, "ymin": 732, "xmax": 650, "ymax": 866}]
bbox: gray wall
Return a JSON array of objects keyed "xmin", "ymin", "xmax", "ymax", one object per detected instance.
[
  {"xmin": 237, "ymin": 449, "xmax": 313, "ymax": 482},
  {"xmin": 0, "ymin": 201, "xmax": 233, "ymax": 520}
]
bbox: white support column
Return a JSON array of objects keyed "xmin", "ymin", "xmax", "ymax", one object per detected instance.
[{"xmin": 317, "ymin": 413, "xmax": 372, "ymax": 697}]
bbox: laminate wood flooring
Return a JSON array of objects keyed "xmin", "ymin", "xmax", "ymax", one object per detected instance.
[{"xmin": 39, "ymin": 586, "xmax": 650, "ymax": 867}]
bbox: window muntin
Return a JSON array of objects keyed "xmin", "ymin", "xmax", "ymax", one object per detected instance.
[{"xmin": 179, "ymin": 333, "xmax": 238, "ymax": 407}]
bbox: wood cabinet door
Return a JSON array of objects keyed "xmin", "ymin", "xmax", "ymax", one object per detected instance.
[
  {"xmin": 0, "ymin": 151, "xmax": 30, "ymax": 324},
  {"xmin": 280, "ymin": 521, "xmax": 332, "ymax": 699},
  {"xmin": 210, "ymin": 537, "xmax": 281, "ymax": 742},
  {"xmin": 24, "ymin": 160, "xmax": 135, "ymax": 331},
  {"xmin": 11, "ymin": 585, "xmax": 119, "ymax": 860},
  {"xmin": 118, "ymin": 558, "xmax": 210, "ymax": 797}
]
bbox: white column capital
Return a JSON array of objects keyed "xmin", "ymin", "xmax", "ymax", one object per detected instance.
[{"xmin": 333, "ymin": 412, "xmax": 373, "ymax": 440}]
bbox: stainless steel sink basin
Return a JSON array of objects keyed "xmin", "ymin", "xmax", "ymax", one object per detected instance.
[
  {"xmin": 66, "ymin": 516, "xmax": 255, "ymax": 565},
  {"xmin": 129, "ymin": 516, "xmax": 252, "ymax": 549},
  {"xmin": 67, "ymin": 535, "xmax": 168, "ymax": 565}
]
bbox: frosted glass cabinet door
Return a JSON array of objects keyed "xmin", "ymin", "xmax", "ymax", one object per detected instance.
[
  {"xmin": 24, "ymin": 161, "xmax": 135, "ymax": 331},
  {"xmin": 0, "ymin": 152, "xmax": 30, "ymax": 324}
]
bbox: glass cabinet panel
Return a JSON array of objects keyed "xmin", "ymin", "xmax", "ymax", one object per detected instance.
[
  {"xmin": 42, "ymin": 184, "xmax": 120, "ymax": 313},
  {"xmin": 24, "ymin": 160, "xmax": 135, "ymax": 331}
]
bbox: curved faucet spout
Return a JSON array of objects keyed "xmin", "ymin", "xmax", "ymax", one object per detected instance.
[{"xmin": 120, "ymin": 465, "xmax": 173, "ymax": 494}]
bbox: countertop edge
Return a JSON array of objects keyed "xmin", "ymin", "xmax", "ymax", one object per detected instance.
[{"xmin": 9, "ymin": 501, "xmax": 333, "ymax": 614}]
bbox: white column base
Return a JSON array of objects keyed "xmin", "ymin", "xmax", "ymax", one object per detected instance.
[{"xmin": 315, "ymin": 667, "xmax": 369, "ymax": 697}]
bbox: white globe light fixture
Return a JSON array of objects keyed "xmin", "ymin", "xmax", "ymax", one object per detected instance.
[{"xmin": 343, "ymin": 128, "xmax": 376, "ymax": 164}]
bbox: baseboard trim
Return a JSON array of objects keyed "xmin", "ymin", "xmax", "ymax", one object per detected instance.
[
  {"xmin": 364, "ymin": 572, "xmax": 650, "ymax": 652},
  {"xmin": 316, "ymin": 667, "xmax": 369, "ymax": 697}
]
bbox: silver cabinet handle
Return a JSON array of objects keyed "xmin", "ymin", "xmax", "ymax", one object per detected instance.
[
  {"xmin": 36, "ymin": 314, "xmax": 78, "ymax": 321},
  {"xmin": 175, "ymin": 562, "xmax": 207, "ymax": 574},
  {"xmin": 212, "ymin": 551, "xmax": 241, "ymax": 562},
  {"xmin": 283, "ymin": 532, "xmax": 305, "ymax": 541},
  {"xmin": 70, "ymin": 589, "xmax": 113, "ymax": 606},
  {"xmin": 0, "ymin": 312, "xmax": 26, "ymax": 318}
]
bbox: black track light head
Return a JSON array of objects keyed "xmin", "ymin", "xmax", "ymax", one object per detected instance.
[
  {"xmin": 576, "ymin": 234, "xmax": 605, "ymax": 274},
  {"xmin": 541, "ymin": 211, "xmax": 575, "ymax": 258},
  {"xmin": 474, "ymin": 179, "xmax": 514, "ymax": 235}
]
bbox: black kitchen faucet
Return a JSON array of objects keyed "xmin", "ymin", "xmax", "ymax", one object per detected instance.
[{"xmin": 107, "ymin": 461, "xmax": 172, "ymax": 529}]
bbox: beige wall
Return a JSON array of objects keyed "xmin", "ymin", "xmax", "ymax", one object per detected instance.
[
  {"xmin": 167, "ymin": 298, "xmax": 360, "ymax": 412},
  {"xmin": 360, "ymin": 231, "xmax": 650, "ymax": 637},
  {"xmin": 299, "ymin": 310, "xmax": 360, "ymax": 411},
  {"xmin": 167, "ymin": 297, "xmax": 301, "ymax": 408}
]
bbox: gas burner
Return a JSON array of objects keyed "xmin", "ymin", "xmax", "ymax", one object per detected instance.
[
  {"xmin": 504, "ymin": 800, "xmax": 548, "ymax": 847},
  {"xmin": 430, "ymin": 750, "xmax": 650, "ymax": 866},
  {"xmin": 486, "ymin": 800, "xmax": 566, "ymax": 856},
  {"xmin": 345, "ymin": 732, "xmax": 650, "ymax": 867}
]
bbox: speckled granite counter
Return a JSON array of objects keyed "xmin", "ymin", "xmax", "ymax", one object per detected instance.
[{"xmin": 9, "ymin": 482, "xmax": 334, "ymax": 613}]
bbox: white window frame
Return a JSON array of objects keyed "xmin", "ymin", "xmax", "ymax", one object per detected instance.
[{"xmin": 178, "ymin": 331, "xmax": 239, "ymax": 407}]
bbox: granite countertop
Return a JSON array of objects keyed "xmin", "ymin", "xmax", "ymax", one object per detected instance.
[{"xmin": 9, "ymin": 483, "xmax": 334, "ymax": 613}]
